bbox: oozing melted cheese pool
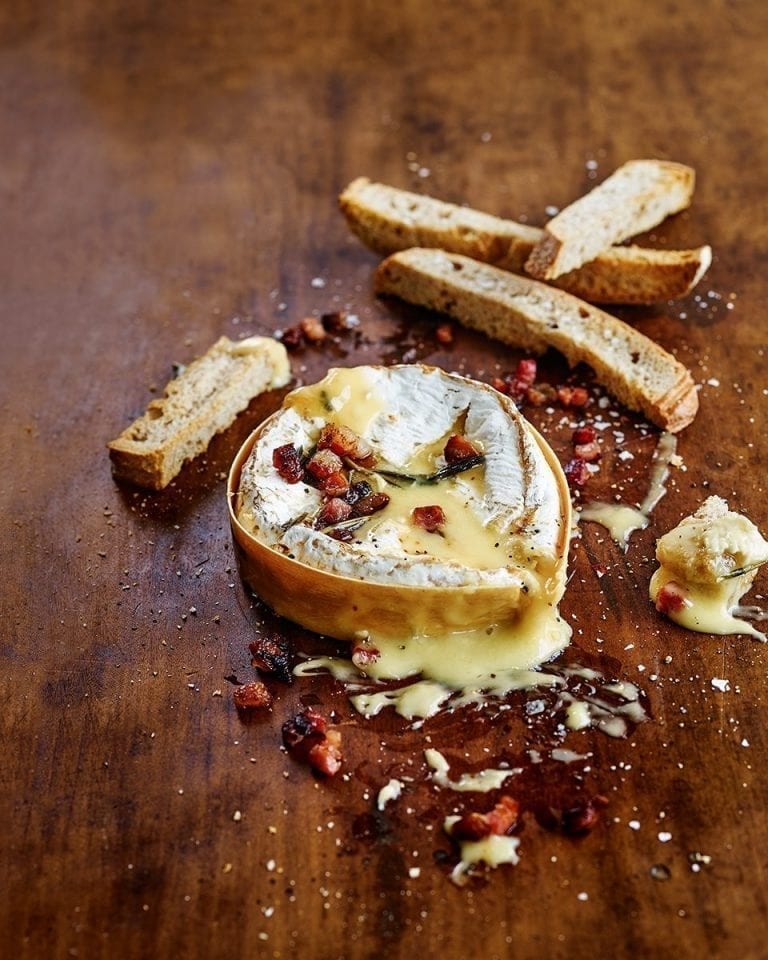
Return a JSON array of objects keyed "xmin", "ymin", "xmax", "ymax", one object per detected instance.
[{"xmin": 230, "ymin": 365, "xmax": 572, "ymax": 688}]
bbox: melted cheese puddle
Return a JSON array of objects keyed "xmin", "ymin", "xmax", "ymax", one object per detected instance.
[
  {"xmin": 559, "ymin": 684, "xmax": 646, "ymax": 738},
  {"xmin": 296, "ymin": 649, "xmax": 648, "ymax": 737},
  {"xmin": 580, "ymin": 432, "xmax": 677, "ymax": 548},
  {"xmin": 578, "ymin": 502, "xmax": 648, "ymax": 547},
  {"xmin": 351, "ymin": 596, "xmax": 570, "ymax": 689},
  {"xmin": 285, "ymin": 366, "xmax": 388, "ymax": 438},
  {"xmin": 362, "ymin": 467, "xmax": 512, "ymax": 570},
  {"xmin": 351, "ymin": 681, "xmax": 453, "ymax": 720},
  {"xmin": 650, "ymin": 566, "xmax": 766, "ymax": 639}
]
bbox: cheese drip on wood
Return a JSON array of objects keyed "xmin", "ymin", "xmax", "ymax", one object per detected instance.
[{"xmin": 579, "ymin": 432, "xmax": 677, "ymax": 548}]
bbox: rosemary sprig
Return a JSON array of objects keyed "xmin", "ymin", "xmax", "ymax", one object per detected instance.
[
  {"xmin": 374, "ymin": 454, "xmax": 485, "ymax": 487},
  {"xmin": 720, "ymin": 558, "xmax": 768, "ymax": 580},
  {"xmin": 322, "ymin": 517, "xmax": 368, "ymax": 534}
]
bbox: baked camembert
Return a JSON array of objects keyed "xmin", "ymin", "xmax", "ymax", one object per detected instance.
[{"xmin": 229, "ymin": 365, "xmax": 572, "ymax": 686}]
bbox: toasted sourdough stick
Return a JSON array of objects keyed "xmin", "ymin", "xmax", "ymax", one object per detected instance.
[
  {"xmin": 553, "ymin": 244, "xmax": 710, "ymax": 304},
  {"xmin": 375, "ymin": 249, "xmax": 698, "ymax": 432},
  {"xmin": 108, "ymin": 336, "xmax": 291, "ymax": 489},
  {"xmin": 524, "ymin": 160, "xmax": 696, "ymax": 280},
  {"xmin": 339, "ymin": 177, "xmax": 710, "ymax": 304}
]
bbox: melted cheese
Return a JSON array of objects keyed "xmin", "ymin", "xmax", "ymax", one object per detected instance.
[
  {"xmin": 444, "ymin": 818, "xmax": 520, "ymax": 886},
  {"xmin": 232, "ymin": 364, "xmax": 571, "ymax": 691},
  {"xmin": 579, "ymin": 502, "xmax": 648, "ymax": 547},
  {"xmin": 351, "ymin": 681, "xmax": 452, "ymax": 720},
  {"xmin": 377, "ymin": 779, "xmax": 404, "ymax": 811},
  {"xmin": 284, "ymin": 366, "xmax": 387, "ymax": 438},
  {"xmin": 425, "ymin": 749, "xmax": 518, "ymax": 793},
  {"xmin": 650, "ymin": 566, "xmax": 765, "ymax": 638},
  {"xmin": 354, "ymin": 594, "xmax": 570, "ymax": 687},
  {"xmin": 650, "ymin": 496, "xmax": 768, "ymax": 639},
  {"xmin": 360, "ymin": 467, "xmax": 513, "ymax": 570},
  {"xmin": 345, "ymin": 667, "xmax": 562, "ymax": 720},
  {"xmin": 297, "ymin": 650, "xmax": 649, "ymax": 742},
  {"xmin": 579, "ymin": 432, "xmax": 677, "ymax": 548}
]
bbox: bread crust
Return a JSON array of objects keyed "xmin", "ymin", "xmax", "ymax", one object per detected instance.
[
  {"xmin": 374, "ymin": 249, "xmax": 698, "ymax": 433},
  {"xmin": 108, "ymin": 336, "xmax": 291, "ymax": 489}
]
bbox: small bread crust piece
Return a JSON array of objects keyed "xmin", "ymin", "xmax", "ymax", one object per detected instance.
[
  {"xmin": 375, "ymin": 249, "xmax": 698, "ymax": 433},
  {"xmin": 524, "ymin": 160, "xmax": 696, "ymax": 280},
  {"xmin": 108, "ymin": 336, "xmax": 291, "ymax": 489},
  {"xmin": 339, "ymin": 177, "xmax": 709, "ymax": 303}
]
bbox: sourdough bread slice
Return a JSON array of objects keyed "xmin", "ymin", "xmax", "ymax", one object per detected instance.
[
  {"xmin": 375, "ymin": 249, "xmax": 698, "ymax": 432},
  {"xmin": 340, "ymin": 177, "xmax": 710, "ymax": 303},
  {"xmin": 340, "ymin": 177, "xmax": 540, "ymax": 272},
  {"xmin": 524, "ymin": 160, "xmax": 696, "ymax": 280},
  {"xmin": 108, "ymin": 336, "xmax": 291, "ymax": 489}
]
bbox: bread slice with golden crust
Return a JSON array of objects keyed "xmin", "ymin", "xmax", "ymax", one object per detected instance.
[
  {"xmin": 524, "ymin": 160, "xmax": 696, "ymax": 280},
  {"xmin": 375, "ymin": 248, "xmax": 698, "ymax": 432},
  {"xmin": 339, "ymin": 177, "xmax": 709, "ymax": 304},
  {"xmin": 551, "ymin": 244, "xmax": 710, "ymax": 303},
  {"xmin": 108, "ymin": 336, "xmax": 291, "ymax": 489},
  {"xmin": 340, "ymin": 176, "xmax": 540, "ymax": 272}
]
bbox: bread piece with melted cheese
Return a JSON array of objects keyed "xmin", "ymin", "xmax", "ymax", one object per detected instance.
[
  {"xmin": 650, "ymin": 496, "xmax": 768, "ymax": 639},
  {"xmin": 108, "ymin": 336, "xmax": 291, "ymax": 489},
  {"xmin": 375, "ymin": 248, "xmax": 698, "ymax": 432},
  {"xmin": 339, "ymin": 177, "xmax": 710, "ymax": 304},
  {"xmin": 656, "ymin": 496, "xmax": 768, "ymax": 584}
]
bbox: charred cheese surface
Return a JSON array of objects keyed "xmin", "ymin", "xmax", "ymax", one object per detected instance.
[{"xmin": 230, "ymin": 365, "xmax": 572, "ymax": 682}]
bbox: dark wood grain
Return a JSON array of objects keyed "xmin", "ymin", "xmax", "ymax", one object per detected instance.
[{"xmin": 2, "ymin": 2, "xmax": 768, "ymax": 958}]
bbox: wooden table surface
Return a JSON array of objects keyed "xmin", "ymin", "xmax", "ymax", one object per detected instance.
[{"xmin": 3, "ymin": 2, "xmax": 767, "ymax": 958}]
